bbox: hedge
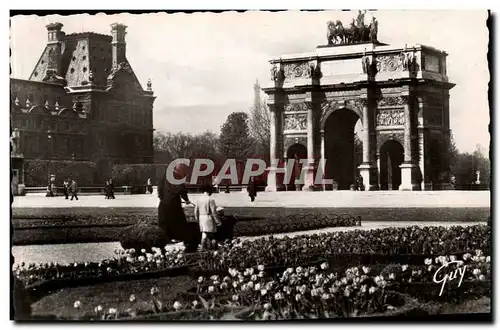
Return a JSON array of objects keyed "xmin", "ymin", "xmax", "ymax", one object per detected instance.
[{"xmin": 24, "ymin": 159, "xmax": 97, "ymax": 186}]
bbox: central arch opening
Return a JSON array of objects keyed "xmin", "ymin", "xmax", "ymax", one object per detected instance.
[{"xmin": 324, "ymin": 108, "xmax": 362, "ymax": 190}]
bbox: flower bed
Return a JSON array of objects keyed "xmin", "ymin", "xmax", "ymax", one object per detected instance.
[
  {"xmin": 15, "ymin": 247, "xmax": 187, "ymax": 288},
  {"xmin": 197, "ymin": 225, "xmax": 491, "ymax": 272},
  {"xmin": 15, "ymin": 225, "xmax": 490, "ymax": 293},
  {"xmin": 34, "ymin": 250, "xmax": 490, "ymax": 320}
]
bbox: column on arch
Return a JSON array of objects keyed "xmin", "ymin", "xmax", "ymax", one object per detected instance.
[
  {"xmin": 399, "ymin": 94, "xmax": 421, "ymax": 191},
  {"xmin": 265, "ymin": 103, "xmax": 284, "ymax": 192},
  {"xmin": 357, "ymin": 96, "xmax": 378, "ymax": 190}
]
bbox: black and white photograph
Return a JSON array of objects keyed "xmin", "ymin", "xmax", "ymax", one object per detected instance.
[{"xmin": 9, "ymin": 8, "xmax": 492, "ymax": 322}]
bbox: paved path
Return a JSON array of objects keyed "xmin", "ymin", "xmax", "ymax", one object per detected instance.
[
  {"xmin": 12, "ymin": 221, "xmax": 484, "ymax": 266},
  {"xmin": 12, "ymin": 191, "xmax": 490, "ymax": 209}
]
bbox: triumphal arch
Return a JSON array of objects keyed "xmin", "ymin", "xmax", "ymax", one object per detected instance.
[{"xmin": 263, "ymin": 12, "xmax": 455, "ymax": 191}]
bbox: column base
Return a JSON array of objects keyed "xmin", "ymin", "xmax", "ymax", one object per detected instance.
[
  {"xmin": 265, "ymin": 166, "xmax": 285, "ymax": 192},
  {"xmin": 301, "ymin": 165, "xmax": 316, "ymax": 191},
  {"xmin": 399, "ymin": 163, "xmax": 422, "ymax": 191},
  {"xmin": 358, "ymin": 163, "xmax": 379, "ymax": 191}
]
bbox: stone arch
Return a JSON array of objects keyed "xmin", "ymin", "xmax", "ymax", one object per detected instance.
[
  {"xmin": 320, "ymin": 101, "xmax": 363, "ymax": 132},
  {"xmin": 57, "ymin": 108, "xmax": 80, "ymax": 118},
  {"xmin": 379, "ymin": 139, "xmax": 404, "ymax": 190},
  {"xmin": 28, "ymin": 105, "xmax": 51, "ymax": 115}
]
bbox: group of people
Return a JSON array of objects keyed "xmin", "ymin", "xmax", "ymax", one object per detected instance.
[
  {"xmin": 157, "ymin": 166, "xmax": 260, "ymax": 252},
  {"xmin": 104, "ymin": 179, "xmax": 115, "ymax": 199},
  {"xmin": 62, "ymin": 179, "xmax": 79, "ymax": 200}
]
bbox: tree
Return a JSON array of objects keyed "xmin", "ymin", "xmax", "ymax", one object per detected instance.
[
  {"xmin": 219, "ymin": 112, "xmax": 255, "ymax": 160},
  {"xmin": 153, "ymin": 131, "xmax": 222, "ymax": 164},
  {"xmin": 248, "ymin": 100, "xmax": 271, "ymax": 162}
]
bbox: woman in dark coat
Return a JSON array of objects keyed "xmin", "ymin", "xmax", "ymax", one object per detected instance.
[
  {"xmin": 158, "ymin": 165, "xmax": 199, "ymax": 252},
  {"xmin": 247, "ymin": 177, "xmax": 258, "ymax": 202}
]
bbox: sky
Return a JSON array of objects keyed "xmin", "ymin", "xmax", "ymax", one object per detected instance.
[{"xmin": 10, "ymin": 10, "xmax": 489, "ymax": 153}]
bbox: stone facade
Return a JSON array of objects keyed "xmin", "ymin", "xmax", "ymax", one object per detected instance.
[
  {"xmin": 263, "ymin": 41, "xmax": 454, "ymax": 191},
  {"xmin": 10, "ymin": 23, "xmax": 155, "ymax": 184}
]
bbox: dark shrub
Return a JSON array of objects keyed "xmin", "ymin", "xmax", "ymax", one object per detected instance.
[
  {"xmin": 13, "ymin": 276, "xmax": 31, "ymax": 320},
  {"xmin": 119, "ymin": 223, "xmax": 169, "ymax": 252}
]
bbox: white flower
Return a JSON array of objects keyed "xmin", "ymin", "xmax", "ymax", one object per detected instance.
[
  {"xmin": 208, "ymin": 286, "xmax": 215, "ymax": 293},
  {"xmin": 258, "ymin": 271, "xmax": 265, "ymax": 278},
  {"xmin": 360, "ymin": 284, "xmax": 367, "ymax": 293},
  {"xmin": 263, "ymin": 303, "xmax": 271, "ymax": 310},
  {"xmin": 247, "ymin": 281, "xmax": 254, "ymax": 290},
  {"xmin": 329, "ymin": 286, "xmax": 338, "ymax": 294},
  {"xmin": 173, "ymin": 301, "xmax": 182, "ymax": 311},
  {"xmin": 251, "ymin": 274, "xmax": 258, "ymax": 282},
  {"xmin": 362, "ymin": 266, "xmax": 371, "ymax": 274},
  {"xmin": 321, "ymin": 293, "xmax": 331, "ymax": 300},
  {"xmin": 223, "ymin": 276, "xmax": 231, "ymax": 282},
  {"xmin": 369, "ymin": 286, "xmax": 376, "ymax": 294},
  {"xmin": 295, "ymin": 293, "xmax": 302, "ymax": 301},
  {"xmin": 192, "ymin": 300, "xmax": 199, "ymax": 308},
  {"xmin": 94, "ymin": 305, "xmax": 103, "ymax": 313},
  {"xmin": 108, "ymin": 308, "xmax": 117, "ymax": 314},
  {"xmin": 486, "ymin": 256, "xmax": 491, "ymax": 263},
  {"xmin": 274, "ymin": 292, "xmax": 284, "ymax": 300},
  {"xmin": 424, "ymin": 258, "xmax": 432, "ymax": 265},
  {"xmin": 344, "ymin": 288, "xmax": 350, "ymax": 297},
  {"xmin": 232, "ymin": 281, "xmax": 238, "ymax": 288},
  {"xmin": 320, "ymin": 262, "xmax": 329, "ymax": 270},
  {"xmin": 286, "ymin": 267, "xmax": 294, "ymax": 275},
  {"xmin": 141, "ymin": 249, "xmax": 146, "ymax": 254},
  {"xmin": 401, "ymin": 265, "xmax": 408, "ymax": 272},
  {"xmin": 255, "ymin": 283, "xmax": 261, "ymax": 291},
  {"xmin": 261, "ymin": 289, "xmax": 268, "ymax": 296},
  {"xmin": 150, "ymin": 286, "xmax": 160, "ymax": 296},
  {"xmin": 129, "ymin": 248, "xmax": 136, "ymax": 254},
  {"xmin": 388, "ymin": 273, "xmax": 395, "ymax": 280},
  {"xmin": 463, "ymin": 253, "xmax": 472, "ymax": 261},
  {"xmin": 129, "ymin": 294, "xmax": 136, "ymax": 302},
  {"xmin": 74, "ymin": 263, "xmax": 78, "ymax": 267},
  {"xmin": 138, "ymin": 256, "xmax": 145, "ymax": 262},
  {"xmin": 220, "ymin": 282, "xmax": 228, "ymax": 290},
  {"xmin": 299, "ymin": 285, "xmax": 307, "ymax": 295},
  {"xmin": 258, "ymin": 265, "xmax": 265, "ymax": 271},
  {"xmin": 479, "ymin": 275, "xmax": 486, "ymax": 281},
  {"xmin": 210, "ymin": 275, "xmax": 219, "ymax": 281},
  {"xmin": 374, "ymin": 276, "xmax": 382, "ymax": 284},
  {"xmin": 106, "ymin": 267, "xmax": 112, "ymax": 273},
  {"xmin": 473, "ymin": 268, "xmax": 481, "ymax": 276},
  {"xmin": 296, "ymin": 266, "xmax": 303, "ymax": 273},
  {"xmin": 476, "ymin": 249, "xmax": 483, "ymax": 256},
  {"xmin": 74, "ymin": 301, "xmax": 81, "ymax": 309},
  {"xmin": 428, "ymin": 265, "xmax": 433, "ymax": 272},
  {"xmin": 449, "ymin": 255, "xmax": 457, "ymax": 262}
]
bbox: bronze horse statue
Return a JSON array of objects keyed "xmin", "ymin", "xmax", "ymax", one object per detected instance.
[{"xmin": 326, "ymin": 11, "xmax": 378, "ymax": 45}]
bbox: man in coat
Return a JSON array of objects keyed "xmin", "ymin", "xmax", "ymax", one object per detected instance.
[
  {"xmin": 158, "ymin": 164, "xmax": 198, "ymax": 252},
  {"xmin": 69, "ymin": 179, "xmax": 78, "ymax": 201}
]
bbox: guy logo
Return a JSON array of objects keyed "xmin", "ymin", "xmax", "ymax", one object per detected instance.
[{"xmin": 432, "ymin": 260, "xmax": 467, "ymax": 297}]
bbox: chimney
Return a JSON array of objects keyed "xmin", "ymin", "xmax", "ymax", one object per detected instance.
[
  {"xmin": 45, "ymin": 22, "xmax": 65, "ymax": 75},
  {"xmin": 253, "ymin": 79, "xmax": 261, "ymax": 110},
  {"xmin": 110, "ymin": 23, "xmax": 127, "ymax": 68}
]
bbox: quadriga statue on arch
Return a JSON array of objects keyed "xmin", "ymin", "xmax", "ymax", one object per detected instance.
[{"xmin": 326, "ymin": 10, "xmax": 378, "ymax": 45}]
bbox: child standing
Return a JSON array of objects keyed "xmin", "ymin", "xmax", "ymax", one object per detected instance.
[{"xmin": 194, "ymin": 185, "xmax": 221, "ymax": 250}]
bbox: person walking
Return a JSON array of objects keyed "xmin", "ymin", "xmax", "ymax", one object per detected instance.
[
  {"xmin": 69, "ymin": 179, "xmax": 79, "ymax": 201},
  {"xmin": 108, "ymin": 178, "xmax": 115, "ymax": 199},
  {"xmin": 104, "ymin": 179, "xmax": 110, "ymax": 199},
  {"xmin": 194, "ymin": 184, "xmax": 221, "ymax": 251},
  {"xmin": 158, "ymin": 164, "xmax": 197, "ymax": 251},
  {"xmin": 146, "ymin": 178, "xmax": 153, "ymax": 194},
  {"xmin": 63, "ymin": 179, "xmax": 70, "ymax": 199},
  {"xmin": 247, "ymin": 177, "xmax": 258, "ymax": 202}
]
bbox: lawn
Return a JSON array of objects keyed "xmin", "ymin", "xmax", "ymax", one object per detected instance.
[{"xmin": 12, "ymin": 206, "xmax": 489, "ymax": 246}]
